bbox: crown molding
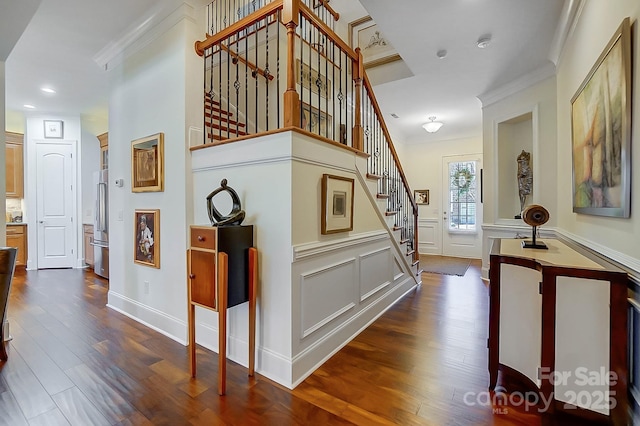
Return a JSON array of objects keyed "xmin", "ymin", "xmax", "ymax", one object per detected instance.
[
  {"xmin": 476, "ymin": 62, "xmax": 556, "ymax": 108},
  {"xmin": 93, "ymin": 1, "xmax": 199, "ymax": 71},
  {"xmin": 548, "ymin": 0, "xmax": 586, "ymax": 67}
]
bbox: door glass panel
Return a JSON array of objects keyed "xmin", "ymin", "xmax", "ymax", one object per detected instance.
[{"xmin": 448, "ymin": 161, "xmax": 477, "ymax": 231}]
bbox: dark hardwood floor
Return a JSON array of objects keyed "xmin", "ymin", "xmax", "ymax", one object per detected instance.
[{"xmin": 0, "ymin": 262, "xmax": 636, "ymax": 425}]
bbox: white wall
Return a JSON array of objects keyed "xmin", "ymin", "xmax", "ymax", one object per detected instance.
[
  {"xmin": 106, "ymin": 15, "xmax": 200, "ymax": 341},
  {"xmin": 398, "ymin": 136, "xmax": 482, "ymax": 256},
  {"xmin": 1, "ymin": 61, "xmax": 6, "ymax": 246},
  {"xmin": 80, "ymin": 130, "xmax": 100, "ymax": 226},
  {"xmin": 556, "ymin": 0, "xmax": 640, "ymax": 272}
]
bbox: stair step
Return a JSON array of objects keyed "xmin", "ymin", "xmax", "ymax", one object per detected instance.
[
  {"xmin": 406, "ymin": 249, "xmax": 415, "ymax": 257},
  {"xmin": 207, "ymin": 122, "xmax": 248, "ymax": 135},
  {"xmin": 393, "ymin": 226, "xmax": 402, "ymax": 231},
  {"xmin": 400, "ymin": 238, "xmax": 410, "ymax": 245},
  {"xmin": 366, "ymin": 173, "xmax": 383, "ymax": 180},
  {"xmin": 204, "ymin": 116, "xmax": 246, "ymax": 128},
  {"xmin": 376, "ymin": 194, "xmax": 389, "ymax": 199},
  {"xmin": 412, "ymin": 260, "xmax": 420, "ymax": 267},
  {"xmin": 204, "ymin": 105, "xmax": 233, "ymax": 117},
  {"xmin": 204, "ymin": 97, "xmax": 221, "ymax": 107},
  {"xmin": 385, "ymin": 211, "xmax": 397, "ymax": 216}
]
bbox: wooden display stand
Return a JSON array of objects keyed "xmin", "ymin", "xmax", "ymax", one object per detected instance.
[
  {"xmin": 489, "ymin": 238, "xmax": 628, "ymax": 423},
  {"xmin": 187, "ymin": 225, "xmax": 257, "ymax": 395}
]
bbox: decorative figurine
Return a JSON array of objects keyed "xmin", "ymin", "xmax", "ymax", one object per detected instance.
[
  {"xmin": 521, "ymin": 204, "xmax": 549, "ymax": 249},
  {"xmin": 206, "ymin": 179, "xmax": 245, "ymax": 226},
  {"xmin": 515, "ymin": 150, "xmax": 532, "ymax": 218}
]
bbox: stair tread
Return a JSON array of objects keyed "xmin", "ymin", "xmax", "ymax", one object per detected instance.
[
  {"xmin": 366, "ymin": 173, "xmax": 383, "ymax": 180},
  {"xmin": 385, "ymin": 211, "xmax": 397, "ymax": 216},
  {"xmin": 412, "ymin": 260, "xmax": 420, "ymax": 267},
  {"xmin": 406, "ymin": 249, "xmax": 415, "ymax": 256},
  {"xmin": 205, "ymin": 117, "xmax": 246, "ymax": 128},
  {"xmin": 376, "ymin": 194, "xmax": 389, "ymax": 199},
  {"xmin": 392, "ymin": 226, "xmax": 402, "ymax": 231},
  {"xmin": 400, "ymin": 238, "xmax": 410, "ymax": 244}
]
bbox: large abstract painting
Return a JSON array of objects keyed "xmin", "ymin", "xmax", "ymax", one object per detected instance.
[{"xmin": 571, "ymin": 17, "xmax": 631, "ymax": 218}]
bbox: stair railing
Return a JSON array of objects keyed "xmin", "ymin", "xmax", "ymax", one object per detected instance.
[{"xmin": 195, "ymin": 0, "xmax": 419, "ymax": 263}]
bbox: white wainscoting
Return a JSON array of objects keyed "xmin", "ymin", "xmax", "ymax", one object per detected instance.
[
  {"xmin": 418, "ymin": 218, "xmax": 441, "ymax": 255},
  {"xmin": 290, "ymin": 230, "xmax": 416, "ymax": 387}
]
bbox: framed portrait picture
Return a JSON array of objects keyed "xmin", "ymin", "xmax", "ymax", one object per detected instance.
[
  {"xmin": 348, "ymin": 16, "xmax": 401, "ymax": 68},
  {"xmin": 414, "ymin": 189, "xmax": 429, "ymax": 205},
  {"xmin": 321, "ymin": 174, "xmax": 354, "ymax": 234},
  {"xmin": 301, "ymin": 102, "xmax": 332, "ymax": 137},
  {"xmin": 134, "ymin": 209, "xmax": 160, "ymax": 268},
  {"xmin": 571, "ymin": 17, "xmax": 631, "ymax": 218},
  {"xmin": 131, "ymin": 133, "xmax": 164, "ymax": 192},
  {"xmin": 44, "ymin": 120, "xmax": 64, "ymax": 138}
]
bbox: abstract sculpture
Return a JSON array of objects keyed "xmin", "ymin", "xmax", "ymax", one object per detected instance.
[
  {"xmin": 516, "ymin": 150, "xmax": 532, "ymax": 218},
  {"xmin": 521, "ymin": 204, "xmax": 549, "ymax": 249},
  {"xmin": 206, "ymin": 179, "xmax": 246, "ymax": 226}
]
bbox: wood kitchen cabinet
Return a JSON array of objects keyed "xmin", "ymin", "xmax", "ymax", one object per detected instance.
[
  {"xmin": 98, "ymin": 132, "xmax": 108, "ymax": 170},
  {"xmin": 6, "ymin": 225, "xmax": 27, "ymax": 267},
  {"xmin": 187, "ymin": 225, "xmax": 257, "ymax": 395},
  {"xmin": 84, "ymin": 224, "xmax": 94, "ymax": 267},
  {"xmin": 5, "ymin": 132, "xmax": 24, "ymax": 198}
]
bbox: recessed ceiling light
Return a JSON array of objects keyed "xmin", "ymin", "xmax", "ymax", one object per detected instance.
[
  {"xmin": 23, "ymin": 104, "xmax": 36, "ymax": 109},
  {"xmin": 391, "ymin": 113, "xmax": 399, "ymax": 119},
  {"xmin": 477, "ymin": 34, "xmax": 492, "ymax": 49},
  {"xmin": 436, "ymin": 49, "xmax": 447, "ymax": 59},
  {"xmin": 41, "ymin": 87, "xmax": 56, "ymax": 94}
]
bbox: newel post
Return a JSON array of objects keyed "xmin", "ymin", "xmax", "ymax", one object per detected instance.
[
  {"xmin": 282, "ymin": 0, "xmax": 300, "ymax": 127},
  {"xmin": 352, "ymin": 48, "xmax": 364, "ymax": 152}
]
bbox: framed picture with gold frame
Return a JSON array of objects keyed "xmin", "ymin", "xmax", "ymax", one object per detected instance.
[
  {"xmin": 571, "ymin": 17, "xmax": 631, "ymax": 218},
  {"xmin": 321, "ymin": 174, "xmax": 354, "ymax": 235},
  {"xmin": 134, "ymin": 209, "xmax": 160, "ymax": 268},
  {"xmin": 348, "ymin": 16, "xmax": 401, "ymax": 68},
  {"xmin": 414, "ymin": 189, "xmax": 429, "ymax": 205},
  {"xmin": 131, "ymin": 133, "xmax": 164, "ymax": 192}
]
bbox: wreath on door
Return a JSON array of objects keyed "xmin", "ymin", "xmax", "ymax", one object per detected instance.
[{"xmin": 452, "ymin": 167, "xmax": 473, "ymax": 193}]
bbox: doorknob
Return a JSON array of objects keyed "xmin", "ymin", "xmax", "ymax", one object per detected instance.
[{"xmin": 39, "ymin": 221, "xmax": 44, "ymax": 224}]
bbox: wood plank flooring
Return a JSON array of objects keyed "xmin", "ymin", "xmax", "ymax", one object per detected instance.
[{"xmin": 0, "ymin": 263, "xmax": 636, "ymax": 425}]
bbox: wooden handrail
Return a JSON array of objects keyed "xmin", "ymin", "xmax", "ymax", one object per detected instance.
[
  {"xmin": 315, "ymin": 0, "xmax": 339, "ymax": 22},
  {"xmin": 298, "ymin": 2, "xmax": 356, "ymax": 62},
  {"xmin": 195, "ymin": 0, "xmax": 284, "ymax": 56},
  {"xmin": 219, "ymin": 44, "xmax": 274, "ymax": 81},
  {"xmin": 362, "ymin": 72, "xmax": 418, "ymax": 216}
]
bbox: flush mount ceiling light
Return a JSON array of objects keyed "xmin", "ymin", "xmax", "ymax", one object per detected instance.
[
  {"xmin": 477, "ymin": 34, "xmax": 492, "ymax": 49},
  {"xmin": 422, "ymin": 116, "xmax": 443, "ymax": 133}
]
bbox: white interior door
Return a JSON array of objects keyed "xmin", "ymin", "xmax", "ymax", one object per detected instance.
[
  {"xmin": 36, "ymin": 143, "xmax": 76, "ymax": 268},
  {"xmin": 442, "ymin": 154, "xmax": 483, "ymax": 258}
]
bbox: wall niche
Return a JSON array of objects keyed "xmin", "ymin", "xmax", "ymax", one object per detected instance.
[{"xmin": 496, "ymin": 111, "xmax": 534, "ymax": 221}]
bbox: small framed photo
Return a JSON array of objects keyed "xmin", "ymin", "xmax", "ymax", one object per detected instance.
[
  {"xmin": 131, "ymin": 133, "xmax": 164, "ymax": 192},
  {"xmin": 321, "ymin": 174, "xmax": 354, "ymax": 235},
  {"xmin": 348, "ymin": 16, "xmax": 401, "ymax": 68},
  {"xmin": 134, "ymin": 209, "xmax": 160, "ymax": 268},
  {"xmin": 44, "ymin": 120, "xmax": 64, "ymax": 138},
  {"xmin": 414, "ymin": 189, "xmax": 429, "ymax": 205}
]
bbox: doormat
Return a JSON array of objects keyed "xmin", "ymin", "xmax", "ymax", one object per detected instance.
[{"xmin": 421, "ymin": 255, "xmax": 471, "ymax": 276}]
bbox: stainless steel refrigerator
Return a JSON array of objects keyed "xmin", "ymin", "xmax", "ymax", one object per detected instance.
[{"xmin": 93, "ymin": 170, "xmax": 109, "ymax": 279}]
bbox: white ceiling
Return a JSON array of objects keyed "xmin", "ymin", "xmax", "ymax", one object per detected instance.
[{"xmin": 3, "ymin": 0, "xmax": 567, "ymax": 143}]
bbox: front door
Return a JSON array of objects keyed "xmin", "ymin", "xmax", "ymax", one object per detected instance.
[
  {"xmin": 36, "ymin": 142, "xmax": 76, "ymax": 268},
  {"xmin": 442, "ymin": 155, "xmax": 483, "ymax": 258}
]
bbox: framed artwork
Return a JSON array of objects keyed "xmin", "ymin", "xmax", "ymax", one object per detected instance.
[
  {"xmin": 131, "ymin": 133, "xmax": 164, "ymax": 193},
  {"xmin": 296, "ymin": 59, "xmax": 331, "ymax": 98},
  {"xmin": 301, "ymin": 102, "xmax": 332, "ymax": 136},
  {"xmin": 571, "ymin": 17, "xmax": 631, "ymax": 218},
  {"xmin": 348, "ymin": 16, "xmax": 401, "ymax": 68},
  {"xmin": 44, "ymin": 120, "xmax": 64, "ymax": 138},
  {"xmin": 134, "ymin": 209, "xmax": 160, "ymax": 268},
  {"xmin": 415, "ymin": 189, "xmax": 429, "ymax": 205},
  {"xmin": 321, "ymin": 174, "xmax": 354, "ymax": 234}
]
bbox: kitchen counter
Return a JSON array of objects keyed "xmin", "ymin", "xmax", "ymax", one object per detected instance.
[{"xmin": 6, "ymin": 223, "xmax": 25, "ymax": 226}]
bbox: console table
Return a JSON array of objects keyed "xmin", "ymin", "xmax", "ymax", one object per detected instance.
[
  {"xmin": 187, "ymin": 225, "xmax": 257, "ymax": 395},
  {"xmin": 489, "ymin": 238, "xmax": 628, "ymax": 423}
]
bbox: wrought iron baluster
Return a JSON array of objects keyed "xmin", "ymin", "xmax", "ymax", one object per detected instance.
[{"xmin": 265, "ymin": 16, "xmax": 269, "ymax": 131}]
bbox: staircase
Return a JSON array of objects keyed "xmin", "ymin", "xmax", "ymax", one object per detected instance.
[
  {"xmin": 205, "ymin": 92, "xmax": 248, "ymax": 142},
  {"xmin": 364, "ymin": 172, "xmax": 422, "ymax": 281}
]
